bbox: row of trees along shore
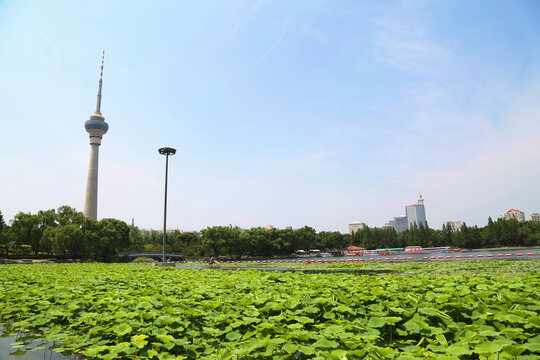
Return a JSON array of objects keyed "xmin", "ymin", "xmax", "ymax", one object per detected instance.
[
  {"xmin": 1, "ymin": 207, "xmax": 539, "ymax": 260},
  {"xmin": 0, "ymin": 207, "xmax": 129, "ymax": 261}
]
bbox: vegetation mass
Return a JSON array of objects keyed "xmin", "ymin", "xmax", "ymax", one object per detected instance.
[
  {"xmin": 0, "ymin": 261, "xmax": 539, "ymax": 359},
  {"xmin": 1, "ymin": 208, "xmax": 539, "ymax": 260}
]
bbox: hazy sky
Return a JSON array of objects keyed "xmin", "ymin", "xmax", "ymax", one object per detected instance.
[{"xmin": 1, "ymin": 0, "xmax": 539, "ymax": 232}]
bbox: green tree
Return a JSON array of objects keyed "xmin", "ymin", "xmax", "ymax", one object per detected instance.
[
  {"xmin": 222, "ymin": 225, "xmax": 241, "ymax": 257},
  {"xmin": 484, "ymin": 217, "xmax": 498, "ymax": 246},
  {"xmin": 0, "ymin": 211, "xmax": 8, "ymax": 255},
  {"xmin": 293, "ymin": 226, "xmax": 317, "ymax": 251},
  {"xmin": 442, "ymin": 223, "xmax": 453, "ymax": 247},
  {"xmin": 40, "ymin": 226, "xmax": 56, "ymax": 255},
  {"xmin": 410, "ymin": 223, "xmax": 420, "ymax": 247},
  {"xmin": 51, "ymin": 224, "xmax": 84, "ymax": 258},
  {"xmin": 245, "ymin": 227, "xmax": 274, "ymax": 256},
  {"xmin": 417, "ymin": 222, "xmax": 431, "ymax": 247},
  {"xmin": 276, "ymin": 228, "xmax": 295, "ymax": 255},
  {"xmin": 82, "ymin": 218, "xmax": 100, "ymax": 258},
  {"xmin": 57, "ymin": 205, "xmax": 84, "ymax": 226},
  {"xmin": 171, "ymin": 231, "xmax": 201, "ymax": 257},
  {"xmin": 128, "ymin": 225, "xmax": 144, "ymax": 251},
  {"xmin": 316, "ymin": 231, "xmax": 345, "ymax": 250},
  {"xmin": 10, "ymin": 212, "xmax": 41, "ymax": 254},
  {"xmin": 95, "ymin": 218, "xmax": 130, "ymax": 260},
  {"xmin": 397, "ymin": 230, "xmax": 410, "ymax": 248},
  {"xmin": 470, "ymin": 225, "xmax": 483, "ymax": 248},
  {"xmin": 359, "ymin": 227, "xmax": 377, "ymax": 249},
  {"xmin": 201, "ymin": 226, "xmax": 226, "ymax": 257},
  {"xmin": 35, "ymin": 209, "xmax": 58, "ymax": 253},
  {"xmin": 0, "ymin": 211, "xmax": 5, "ymax": 233}
]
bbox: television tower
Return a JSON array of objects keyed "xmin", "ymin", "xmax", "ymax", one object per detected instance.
[{"xmin": 83, "ymin": 51, "xmax": 109, "ymax": 220}]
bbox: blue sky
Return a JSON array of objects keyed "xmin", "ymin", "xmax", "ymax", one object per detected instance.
[{"xmin": 1, "ymin": 0, "xmax": 539, "ymax": 232}]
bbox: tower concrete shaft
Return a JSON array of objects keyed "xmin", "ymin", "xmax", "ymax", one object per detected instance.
[
  {"xmin": 84, "ymin": 51, "xmax": 109, "ymax": 220},
  {"xmin": 84, "ymin": 144, "xmax": 99, "ymax": 219}
]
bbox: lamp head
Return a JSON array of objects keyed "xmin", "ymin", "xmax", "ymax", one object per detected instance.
[{"xmin": 159, "ymin": 147, "xmax": 177, "ymax": 156}]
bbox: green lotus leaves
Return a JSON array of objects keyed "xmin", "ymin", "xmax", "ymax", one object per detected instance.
[
  {"xmin": 131, "ymin": 334, "xmax": 149, "ymax": 348},
  {"xmin": 0, "ymin": 261, "xmax": 539, "ymax": 359},
  {"xmin": 112, "ymin": 323, "xmax": 133, "ymax": 337},
  {"xmin": 474, "ymin": 341, "xmax": 504, "ymax": 354}
]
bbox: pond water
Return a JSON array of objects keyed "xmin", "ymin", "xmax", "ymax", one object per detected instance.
[
  {"xmin": 0, "ymin": 328, "xmax": 79, "ymax": 360},
  {"xmin": 182, "ymin": 247, "xmax": 540, "ymax": 266}
]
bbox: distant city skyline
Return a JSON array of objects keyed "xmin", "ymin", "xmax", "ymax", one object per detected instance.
[{"xmin": 1, "ymin": 1, "xmax": 539, "ymax": 232}]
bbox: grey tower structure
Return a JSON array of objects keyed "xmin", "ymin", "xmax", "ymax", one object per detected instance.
[{"xmin": 83, "ymin": 51, "xmax": 109, "ymax": 220}]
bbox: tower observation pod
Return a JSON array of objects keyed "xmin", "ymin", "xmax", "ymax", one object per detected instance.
[{"xmin": 83, "ymin": 51, "xmax": 109, "ymax": 220}]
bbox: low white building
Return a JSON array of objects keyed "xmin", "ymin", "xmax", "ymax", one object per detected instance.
[
  {"xmin": 530, "ymin": 213, "xmax": 540, "ymax": 221},
  {"xmin": 444, "ymin": 219, "xmax": 462, "ymax": 232},
  {"xmin": 501, "ymin": 209, "xmax": 526, "ymax": 222},
  {"xmin": 348, "ymin": 221, "xmax": 367, "ymax": 234}
]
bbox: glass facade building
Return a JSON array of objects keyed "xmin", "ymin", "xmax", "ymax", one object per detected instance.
[
  {"xmin": 389, "ymin": 215, "xmax": 408, "ymax": 232},
  {"xmin": 405, "ymin": 195, "xmax": 427, "ymax": 229}
]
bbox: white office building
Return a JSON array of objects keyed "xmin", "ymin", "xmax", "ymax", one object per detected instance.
[
  {"xmin": 389, "ymin": 215, "xmax": 408, "ymax": 232},
  {"xmin": 444, "ymin": 219, "xmax": 462, "ymax": 232},
  {"xmin": 348, "ymin": 221, "xmax": 367, "ymax": 234},
  {"xmin": 406, "ymin": 195, "xmax": 427, "ymax": 229}
]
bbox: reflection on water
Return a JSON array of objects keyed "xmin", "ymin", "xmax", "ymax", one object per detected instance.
[{"xmin": 0, "ymin": 328, "xmax": 79, "ymax": 360}]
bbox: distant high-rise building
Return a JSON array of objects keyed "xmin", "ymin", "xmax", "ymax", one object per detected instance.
[
  {"xmin": 349, "ymin": 221, "xmax": 367, "ymax": 234},
  {"xmin": 530, "ymin": 213, "xmax": 540, "ymax": 221},
  {"xmin": 501, "ymin": 209, "xmax": 525, "ymax": 222},
  {"xmin": 444, "ymin": 219, "xmax": 462, "ymax": 232},
  {"xmin": 389, "ymin": 215, "xmax": 408, "ymax": 232},
  {"xmin": 406, "ymin": 195, "xmax": 427, "ymax": 229},
  {"xmin": 83, "ymin": 51, "xmax": 109, "ymax": 220}
]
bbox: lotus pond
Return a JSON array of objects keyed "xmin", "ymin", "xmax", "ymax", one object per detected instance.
[{"xmin": 0, "ymin": 261, "xmax": 539, "ymax": 359}]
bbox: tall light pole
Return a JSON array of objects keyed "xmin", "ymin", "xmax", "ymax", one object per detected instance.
[{"xmin": 159, "ymin": 147, "xmax": 176, "ymax": 263}]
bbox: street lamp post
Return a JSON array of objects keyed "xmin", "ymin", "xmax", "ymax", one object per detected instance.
[{"xmin": 158, "ymin": 147, "xmax": 176, "ymax": 263}]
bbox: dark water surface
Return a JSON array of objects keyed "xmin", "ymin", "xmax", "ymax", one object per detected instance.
[
  {"xmin": 179, "ymin": 247, "xmax": 540, "ymax": 268},
  {"xmin": 0, "ymin": 328, "xmax": 79, "ymax": 360}
]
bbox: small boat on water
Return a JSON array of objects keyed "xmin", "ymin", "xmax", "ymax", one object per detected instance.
[
  {"xmin": 374, "ymin": 248, "xmax": 403, "ymax": 256},
  {"xmin": 295, "ymin": 249, "xmax": 324, "ymax": 258},
  {"xmin": 424, "ymin": 246, "xmax": 461, "ymax": 253},
  {"xmin": 405, "ymin": 246, "xmax": 423, "ymax": 254},
  {"xmin": 401, "ymin": 246, "xmax": 461, "ymax": 254}
]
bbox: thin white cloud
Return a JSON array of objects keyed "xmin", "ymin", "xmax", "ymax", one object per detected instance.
[
  {"xmin": 304, "ymin": 27, "xmax": 328, "ymax": 45},
  {"xmin": 247, "ymin": 24, "xmax": 287, "ymax": 70},
  {"xmin": 225, "ymin": 0, "xmax": 265, "ymax": 40}
]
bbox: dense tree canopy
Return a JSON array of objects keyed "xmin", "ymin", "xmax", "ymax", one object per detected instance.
[
  {"xmin": 1, "ymin": 207, "xmax": 538, "ymax": 260},
  {"xmin": 126, "ymin": 219, "xmax": 540, "ymax": 259},
  {"xmin": 0, "ymin": 206, "xmax": 130, "ymax": 260}
]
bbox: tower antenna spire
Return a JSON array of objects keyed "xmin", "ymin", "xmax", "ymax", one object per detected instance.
[{"xmin": 95, "ymin": 50, "xmax": 105, "ymax": 114}]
